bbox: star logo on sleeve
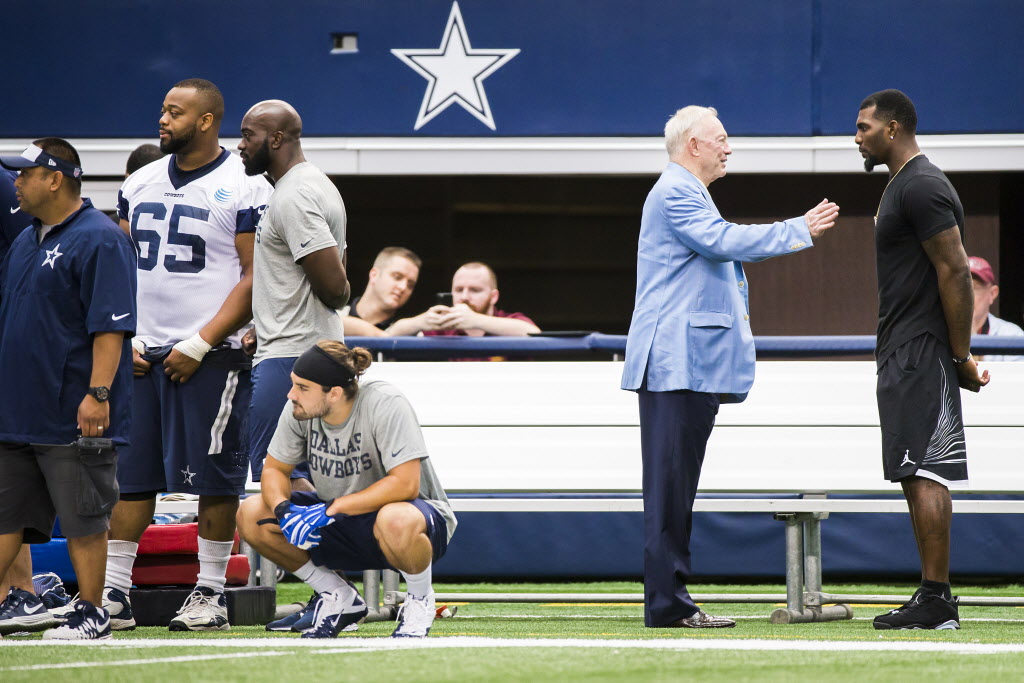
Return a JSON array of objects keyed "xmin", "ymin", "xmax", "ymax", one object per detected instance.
[
  {"xmin": 392, "ymin": 1, "xmax": 519, "ymax": 130},
  {"xmin": 180, "ymin": 466, "xmax": 196, "ymax": 486},
  {"xmin": 41, "ymin": 243, "xmax": 63, "ymax": 269}
]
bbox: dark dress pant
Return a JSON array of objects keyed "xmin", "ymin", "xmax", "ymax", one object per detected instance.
[{"xmin": 638, "ymin": 385, "xmax": 720, "ymax": 627}]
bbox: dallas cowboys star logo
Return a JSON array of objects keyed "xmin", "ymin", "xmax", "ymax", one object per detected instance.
[
  {"xmin": 180, "ymin": 466, "xmax": 196, "ymax": 486},
  {"xmin": 41, "ymin": 243, "xmax": 63, "ymax": 269},
  {"xmin": 392, "ymin": 1, "xmax": 519, "ymax": 130}
]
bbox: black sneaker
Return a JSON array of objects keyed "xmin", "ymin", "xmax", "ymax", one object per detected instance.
[{"xmin": 873, "ymin": 593, "xmax": 960, "ymax": 630}]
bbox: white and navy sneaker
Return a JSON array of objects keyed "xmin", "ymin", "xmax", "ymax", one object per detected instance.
[
  {"xmin": 169, "ymin": 586, "xmax": 230, "ymax": 631},
  {"xmin": 49, "ymin": 593, "xmax": 80, "ymax": 619},
  {"xmin": 300, "ymin": 584, "xmax": 367, "ymax": 639},
  {"xmin": 103, "ymin": 587, "xmax": 137, "ymax": 631},
  {"xmin": 391, "ymin": 592, "xmax": 436, "ymax": 638},
  {"xmin": 42, "ymin": 601, "xmax": 111, "ymax": 640},
  {"xmin": 266, "ymin": 592, "xmax": 318, "ymax": 632},
  {"xmin": 32, "ymin": 573, "xmax": 72, "ymax": 610},
  {"xmin": 0, "ymin": 587, "xmax": 59, "ymax": 634}
]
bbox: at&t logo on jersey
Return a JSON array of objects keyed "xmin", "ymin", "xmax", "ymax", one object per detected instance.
[{"xmin": 213, "ymin": 187, "xmax": 234, "ymax": 203}]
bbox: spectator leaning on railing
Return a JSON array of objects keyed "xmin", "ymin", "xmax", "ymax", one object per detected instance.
[
  {"xmin": 341, "ymin": 247, "xmax": 421, "ymax": 337},
  {"xmin": 387, "ymin": 261, "xmax": 539, "ymax": 337}
]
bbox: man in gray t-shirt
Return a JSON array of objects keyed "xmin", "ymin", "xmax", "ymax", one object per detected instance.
[
  {"xmin": 237, "ymin": 341, "xmax": 455, "ymax": 639},
  {"xmin": 238, "ymin": 100, "xmax": 350, "ymax": 483}
]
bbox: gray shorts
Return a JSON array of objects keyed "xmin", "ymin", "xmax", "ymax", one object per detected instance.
[{"xmin": 0, "ymin": 442, "xmax": 119, "ymax": 542}]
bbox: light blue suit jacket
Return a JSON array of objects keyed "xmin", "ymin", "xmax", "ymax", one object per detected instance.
[{"xmin": 621, "ymin": 163, "xmax": 812, "ymax": 402}]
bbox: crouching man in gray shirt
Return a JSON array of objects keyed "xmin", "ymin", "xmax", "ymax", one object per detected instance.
[{"xmin": 237, "ymin": 340, "xmax": 456, "ymax": 639}]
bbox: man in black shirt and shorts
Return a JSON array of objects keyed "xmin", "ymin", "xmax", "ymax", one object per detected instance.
[{"xmin": 855, "ymin": 89, "xmax": 990, "ymax": 630}]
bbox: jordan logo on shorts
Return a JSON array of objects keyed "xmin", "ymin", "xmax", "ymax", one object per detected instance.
[{"xmin": 900, "ymin": 449, "xmax": 915, "ymax": 467}]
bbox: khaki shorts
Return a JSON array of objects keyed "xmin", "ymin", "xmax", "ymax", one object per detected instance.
[{"xmin": 0, "ymin": 442, "xmax": 118, "ymax": 542}]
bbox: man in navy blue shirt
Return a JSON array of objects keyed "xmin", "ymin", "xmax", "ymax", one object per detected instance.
[
  {"xmin": 0, "ymin": 168, "xmax": 33, "ymax": 267},
  {"xmin": 0, "ymin": 138, "xmax": 137, "ymax": 640}
]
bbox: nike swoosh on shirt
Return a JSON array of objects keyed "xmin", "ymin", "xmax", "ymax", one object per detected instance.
[
  {"xmin": 8, "ymin": 206, "xmax": 18, "ymax": 214},
  {"xmin": 300, "ymin": 239, "xmax": 313, "ymax": 248},
  {"xmin": 391, "ymin": 447, "xmax": 406, "ymax": 459},
  {"xmin": 111, "ymin": 313, "xmax": 131, "ymax": 321}
]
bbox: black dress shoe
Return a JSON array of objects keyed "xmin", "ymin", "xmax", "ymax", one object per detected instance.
[{"xmin": 663, "ymin": 610, "xmax": 736, "ymax": 628}]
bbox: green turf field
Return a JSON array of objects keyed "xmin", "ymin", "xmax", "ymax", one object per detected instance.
[{"xmin": 2, "ymin": 581, "xmax": 1023, "ymax": 682}]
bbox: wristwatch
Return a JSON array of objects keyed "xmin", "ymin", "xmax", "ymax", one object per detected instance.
[
  {"xmin": 87, "ymin": 386, "xmax": 110, "ymax": 402},
  {"xmin": 951, "ymin": 353, "xmax": 972, "ymax": 365}
]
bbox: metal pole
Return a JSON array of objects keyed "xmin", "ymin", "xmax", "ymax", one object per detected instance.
[
  {"xmin": 803, "ymin": 515, "xmax": 822, "ymax": 605},
  {"xmin": 362, "ymin": 570, "xmax": 380, "ymax": 612},
  {"xmin": 241, "ymin": 541, "xmax": 259, "ymax": 587},
  {"xmin": 784, "ymin": 515, "xmax": 804, "ymax": 612},
  {"xmin": 389, "ymin": 591, "xmax": 788, "ymax": 604},
  {"xmin": 259, "ymin": 555, "xmax": 278, "ymax": 589}
]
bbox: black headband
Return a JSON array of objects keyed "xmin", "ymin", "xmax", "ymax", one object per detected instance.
[{"xmin": 292, "ymin": 345, "xmax": 356, "ymax": 388}]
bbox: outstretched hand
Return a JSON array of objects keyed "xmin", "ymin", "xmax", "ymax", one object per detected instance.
[{"xmin": 805, "ymin": 198, "xmax": 840, "ymax": 239}]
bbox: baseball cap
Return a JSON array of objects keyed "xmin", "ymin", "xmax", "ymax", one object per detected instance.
[
  {"xmin": 968, "ymin": 256, "xmax": 996, "ymax": 285},
  {"xmin": 0, "ymin": 144, "xmax": 83, "ymax": 179}
]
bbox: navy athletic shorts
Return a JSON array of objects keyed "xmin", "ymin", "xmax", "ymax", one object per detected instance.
[
  {"xmin": 117, "ymin": 346, "xmax": 251, "ymax": 496},
  {"xmin": 248, "ymin": 357, "xmax": 309, "ymax": 482},
  {"xmin": 876, "ymin": 333, "xmax": 969, "ymax": 487},
  {"xmin": 289, "ymin": 492, "xmax": 449, "ymax": 571}
]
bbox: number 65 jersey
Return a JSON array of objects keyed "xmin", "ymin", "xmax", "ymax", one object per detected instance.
[{"xmin": 118, "ymin": 150, "xmax": 272, "ymax": 349}]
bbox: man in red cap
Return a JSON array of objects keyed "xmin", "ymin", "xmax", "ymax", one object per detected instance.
[{"xmin": 969, "ymin": 256, "xmax": 1023, "ymax": 361}]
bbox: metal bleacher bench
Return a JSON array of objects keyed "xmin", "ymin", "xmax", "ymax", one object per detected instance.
[{"xmin": 157, "ymin": 354, "xmax": 1024, "ymax": 623}]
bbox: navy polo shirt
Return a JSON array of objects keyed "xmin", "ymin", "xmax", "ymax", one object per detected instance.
[{"xmin": 0, "ymin": 199, "xmax": 137, "ymax": 445}]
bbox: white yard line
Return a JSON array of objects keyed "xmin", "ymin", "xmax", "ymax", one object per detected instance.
[
  {"xmin": 3, "ymin": 636, "xmax": 1024, "ymax": 658},
  {"xmin": 0, "ymin": 649, "xmax": 294, "ymax": 671}
]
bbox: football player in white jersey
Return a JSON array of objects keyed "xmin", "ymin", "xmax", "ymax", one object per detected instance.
[{"xmin": 99, "ymin": 79, "xmax": 272, "ymax": 632}]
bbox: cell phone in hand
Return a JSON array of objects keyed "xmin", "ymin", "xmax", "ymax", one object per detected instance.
[{"xmin": 435, "ymin": 292, "xmax": 454, "ymax": 307}]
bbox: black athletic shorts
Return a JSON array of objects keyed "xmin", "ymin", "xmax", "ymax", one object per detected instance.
[{"xmin": 876, "ymin": 333, "xmax": 968, "ymax": 487}]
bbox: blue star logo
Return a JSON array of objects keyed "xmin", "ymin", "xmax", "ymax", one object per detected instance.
[
  {"xmin": 41, "ymin": 243, "xmax": 63, "ymax": 269},
  {"xmin": 392, "ymin": 2, "xmax": 519, "ymax": 131}
]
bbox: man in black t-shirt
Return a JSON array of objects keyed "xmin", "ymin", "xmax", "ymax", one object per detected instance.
[
  {"xmin": 855, "ymin": 89, "xmax": 989, "ymax": 631},
  {"xmin": 341, "ymin": 247, "xmax": 421, "ymax": 337}
]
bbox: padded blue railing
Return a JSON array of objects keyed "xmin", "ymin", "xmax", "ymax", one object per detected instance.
[{"xmin": 344, "ymin": 334, "xmax": 1024, "ymax": 359}]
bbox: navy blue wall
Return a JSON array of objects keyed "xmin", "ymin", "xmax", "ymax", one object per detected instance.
[{"xmin": 2, "ymin": 0, "xmax": 1021, "ymax": 137}]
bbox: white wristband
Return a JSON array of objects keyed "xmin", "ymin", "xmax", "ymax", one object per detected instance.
[
  {"xmin": 173, "ymin": 333, "xmax": 213, "ymax": 362},
  {"xmin": 131, "ymin": 337, "xmax": 145, "ymax": 355}
]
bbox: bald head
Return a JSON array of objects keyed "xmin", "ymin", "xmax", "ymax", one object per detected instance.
[
  {"xmin": 244, "ymin": 100, "xmax": 302, "ymax": 140},
  {"xmin": 238, "ymin": 99, "xmax": 305, "ymax": 178}
]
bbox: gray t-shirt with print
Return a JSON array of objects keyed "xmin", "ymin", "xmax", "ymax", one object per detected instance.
[
  {"xmin": 267, "ymin": 379, "xmax": 456, "ymax": 540},
  {"xmin": 253, "ymin": 162, "xmax": 346, "ymax": 364}
]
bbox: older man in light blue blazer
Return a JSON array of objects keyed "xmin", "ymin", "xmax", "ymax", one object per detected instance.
[{"xmin": 622, "ymin": 106, "xmax": 839, "ymax": 628}]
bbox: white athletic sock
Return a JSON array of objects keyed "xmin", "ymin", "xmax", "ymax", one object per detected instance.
[
  {"xmin": 401, "ymin": 564, "xmax": 433, "ymax": 599},
  {"xmin": 105, "ymin": 540, "xmax": 139, "ymax": 596},
  {"xmin": 293, "ymin": 561, "xmax": 349, "ymax": 596},
  {"xmin": 196, "ymin": 537, "xmax": 234, "ymax": 593}
]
